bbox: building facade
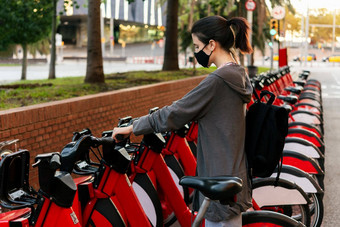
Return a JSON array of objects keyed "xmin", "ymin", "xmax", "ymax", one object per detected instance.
[{"xmin": 57, "ymin": 0, "xmax": 166, "ymax": 47}]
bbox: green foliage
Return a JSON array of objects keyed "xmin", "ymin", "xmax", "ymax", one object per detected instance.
[
  {"xmin": 308, "ymin": 8, "xmax": 340, "ymax": 43},
  {"xmin": 59, "ymin": 0, "xmax": 80, "ymax": 15},
  {"xmin": 0, "ymin": 0, "xmax": 53, "ymax": 48},
  {"xmin": 28, "ymin": 38, "xmax": 51, "ymax": 57},
  {"xmin": 0, "ymin": 44, "xmax": 15, "ymax": 58},
  {"xmin": 0, "ymin": 0, "xmax": 15, "ymax": 50}
]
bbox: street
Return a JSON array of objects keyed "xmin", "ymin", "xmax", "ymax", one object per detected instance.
[{"xmin": 304, "ymin": 66, "xmax": 340, "ymax": 226}]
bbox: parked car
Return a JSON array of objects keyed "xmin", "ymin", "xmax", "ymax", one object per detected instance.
[
  {"xmin": 273, "ymin": 54, "xmax": 279, "ymax": 61},
  {"xmin": 293, "ymin": 53, "xmax": 316, "ymax": 62},
  {"xmin": 264, "ymin": 54, "xmax": 278, "ymax": 61},
  {"xmin": 323, "ymin": 55, "xmax": 340, "ymax": 62}
]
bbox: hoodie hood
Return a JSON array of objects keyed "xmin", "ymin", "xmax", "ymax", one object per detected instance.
[{"xmin": 212, "ymin": 64, "xmax": 253, "ymax": 103}]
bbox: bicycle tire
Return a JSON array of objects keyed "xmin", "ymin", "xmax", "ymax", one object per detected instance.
[
  {"xmin": 132, "ymin": 173, "xmax": 163, "ymax": 227},
  {"xmin": 261, "ymin": 204, "xmax": 311, "ymax": 227},
  {"xmin": 242, "ymin": 210, "xmax": 305, "ymax": 227},
  {"xmin": 308, "ymin": 193, "xmax": 324, "ymax": 227},
  {"xmin": 312, "ymin": 174, "xmax": 324, "ymax": 191},
  {"xmin": 88, "ymin": 198, "xmax": 125, "ymax": 227},
  {"xmin": 187, "ymin": 141, "xmax": 197, "ymax": 158},
  {"xmin": 252, "ymin": 178, "xmax": 311, "ymax": 227},
  {"xmin": 163, "ymin": 155, "xmax": 188, "ymax": 227}
]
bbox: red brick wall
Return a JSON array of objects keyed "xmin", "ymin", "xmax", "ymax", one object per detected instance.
[{"xmin": 0, "ymin": 76, "xmax": 206, "ymax": 188}]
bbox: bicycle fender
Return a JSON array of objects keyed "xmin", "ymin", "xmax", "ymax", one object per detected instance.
[
  {"xmin": 271, "ymin": 165, "xmax": 323, "ymax": 194},
  {"xmin": 252, "ymin": 178, "xmax": 310, "ymax": 207}
]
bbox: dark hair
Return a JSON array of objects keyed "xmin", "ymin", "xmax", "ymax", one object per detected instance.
[{"xmin": 191, "ymin": 16, "xmax": 253, "ymax": 54}]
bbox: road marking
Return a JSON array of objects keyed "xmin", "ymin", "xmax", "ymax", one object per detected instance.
[
  {"xmin": 331, "ymin": 71, "xmax": 340, "ymax": 85},
  {"xmin": 323, "ymin": 93, "xmax": 340, "ymax": 99},
  {"xmin": 323, "ymin": 96, "xmax": 340, "ymax": 99},
  {"xmin": 330, "ymin": 85, "xmax": 340, "ymax": 89}
]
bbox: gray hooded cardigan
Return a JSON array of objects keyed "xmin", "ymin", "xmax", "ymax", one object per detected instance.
[{"xmin": 133, "ymin": 64, "xmax": 253, "ymax": 222}]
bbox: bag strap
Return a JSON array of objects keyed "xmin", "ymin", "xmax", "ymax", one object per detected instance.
[
  {"xmin": 274, "ymin": 153, "xmax": 283, "ymax": 187},
  {"xmin": 252, "ymin": 85, "xmax": 261, "ymax": 102},
  {"xmin": 252, "ymin": 86, "xmax": 276, "ymax": 105},
  {"xmin": 260, "ymin": 90, "xmax": 276, "ymax": 105}
]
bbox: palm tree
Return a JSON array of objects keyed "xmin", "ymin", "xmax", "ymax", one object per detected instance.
[
  {"xmin": 84, "ymin": 0, "xmax": 105, "ymax": 83},
  {"xmin": 48, "ymin": 0, "xmax": 57, "ymax": 79},
  {"xmin": 162, "ymin": 0, "xmax": 180, "ymax": 71}
]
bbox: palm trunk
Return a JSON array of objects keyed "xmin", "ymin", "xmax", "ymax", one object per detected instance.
[
  {"xmin": 85, "ymin": 0, "xmax": 105, "ymax": 83},
  {"xmin": 21, "ymin": 44, "xmax": 28, "ymax": 80},
  {"xmin": 187, "ymin": 0, "xmax": 196, "ymax": 32},
  {"xmin": 48, "ymin": 0, "xmax": 57, "ymax": 79},
  {"xmin": 162, "ymin": 0, "xmax": 179, "ymax": 71},
  {"xmin": 238, "ymin": 0, "xmax": 245, "ymax": 66},
  {"xmin": 251, "ymin": 48, "xmax": 255, "ymax": 65}
]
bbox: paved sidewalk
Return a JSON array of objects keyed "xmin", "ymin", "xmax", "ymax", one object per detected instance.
[{"xmin": 311, "ymin": 67, "xmax": 340, "ymax": 227}]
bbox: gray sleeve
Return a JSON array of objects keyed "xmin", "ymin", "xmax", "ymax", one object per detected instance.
[{"xmin": 133, "ymin": 75, "xmax": 219, "ymax": 136}]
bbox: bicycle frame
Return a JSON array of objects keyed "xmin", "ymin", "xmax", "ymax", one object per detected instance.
[
  {"xmin": 163, "ymin": 128, "xmax": 196, "ymax": 178},
  {"xmin": 128, "ymin": 133, "xmax": 194, "ymax": 227},
  {"xmin": 78, "ymin": 162, "xmax": 151, "ymax": 226},
  {"xmin": 61, "ymin": 135, "xmax": 151, "ymax": 227},
  {"xmin": 0, "ymin": 151, "xmax": 81, "ymax": 227},
  {"xmin": 32, "ymin": 196, "xmax": 81, "ymax": 227}
]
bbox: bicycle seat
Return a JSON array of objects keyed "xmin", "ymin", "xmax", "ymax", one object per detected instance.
[
  {"xmin": 284, "ymin": 86, "xmax": 303, "ymax": 95},
  {"xmin": 293, "ymin": 81, "xmax": 306, "ymax": 87},
  {"xmin": 277, "ymin": 95, "xmax": 298, "ymax": 104},
  {"xmin": 179, "ymin": 176, "xmax": 242, "ymax": 203}
]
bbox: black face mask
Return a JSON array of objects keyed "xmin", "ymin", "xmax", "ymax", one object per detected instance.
[{"xmin": 194, "ymin": 44, "xmax": 213, "ymax": 68}]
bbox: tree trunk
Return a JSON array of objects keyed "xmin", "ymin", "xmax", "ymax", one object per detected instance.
[
  {"xmin": 237, "ymin": 0, "xmax": 245, "ymax": 66},
  {"xmin": 239, "ymin": 52, "xmax": 245, "ymax": 66},
  {"xmin": 187, "ymin": 0, "xmax": 196, "ymax": 32},
  {"xmin": 85, "ymin": 0, "xmax": 105, "ymax": 83},
  {"xmin": 162, "ymin": 0, "xmax": 179, "ymax": 71},
  {"xmin": 207, "ymin": 3, "xmax": 211, "ymax": 16},
  {"xmin": 251, "ymin": 48, "xmax": 255, "ymax": 65},
  {"xmin": 48, "ymin": 0, "xmax": 57, "ymax": 79},
  {"xmin": 21, "ymin": 44, "xmax": 28, "ymax": 80}
]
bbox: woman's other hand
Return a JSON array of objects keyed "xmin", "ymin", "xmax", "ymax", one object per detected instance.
[{"xmin": 112, "ymin": 125, "xmax": 133, "ymax": 142}]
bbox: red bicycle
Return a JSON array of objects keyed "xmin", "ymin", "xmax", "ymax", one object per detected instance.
[
  {"xmin": 0, "ymin": 150, "xmax": 81, "ymax": 227},
  {"xmin": 60, "ymin": 134, "xmax": 152, "ymax": 227}
]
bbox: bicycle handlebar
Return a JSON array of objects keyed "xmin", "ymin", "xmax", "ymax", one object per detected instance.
[
  {"xmin": 61, "ymin": 134, "xmax": 131, "ymax": 175},
  {"xmin": 72, "ymin": 128, "xmax": 92, "ymax": 142}
]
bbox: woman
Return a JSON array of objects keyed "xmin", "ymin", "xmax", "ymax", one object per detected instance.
[{"xmin": 112, "ymin": 16, "xmax": 253, "ymax": 226}]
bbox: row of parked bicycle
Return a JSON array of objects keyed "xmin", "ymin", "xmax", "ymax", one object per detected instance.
[{"xmin": 0, "ymin": 66, "xmax": 323, "ymax": 227}]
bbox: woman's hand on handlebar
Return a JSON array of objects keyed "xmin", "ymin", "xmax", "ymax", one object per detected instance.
[{"xmin": 112, "ymin": 125, "xmax": 133, "ymax": 142}]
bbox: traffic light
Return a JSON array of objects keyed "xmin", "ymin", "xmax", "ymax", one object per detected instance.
[{"xmin": 270, "ymin": 19, "xmax": 278, "ymax": 36}]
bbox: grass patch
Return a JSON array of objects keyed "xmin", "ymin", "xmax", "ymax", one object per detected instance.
[
  {"xmin": 0, "ymin": 66, "xmax": 269, "ymax": 110},
  {"xmin": 0, "ymin": 64, "xmax": 21, "ymax": 67},
  {"xmin": 257, "ymin": 66, "xmax": 270, "ymax": 74}
]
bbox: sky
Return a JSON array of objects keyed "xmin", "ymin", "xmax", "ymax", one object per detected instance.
[
  {"xmin": 293, "ymin": 0, "xmax": 340, "ymax": 13},
  {"xmin": 266, "ymin": 0, "xmax": 340, "ymax": 14}
]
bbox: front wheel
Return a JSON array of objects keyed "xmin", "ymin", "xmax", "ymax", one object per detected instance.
[
  {"xmin": 132, "ymin": 173, "xmax": 163, "ymax": 227},
  {"xmin": 261, "ymin": 204, "xmax": 311, "ymax": 227},
  {"xmin": 242, "ymin": 210, "xmax": 305, "ymax": 227},
  {"xmin": 308, "ymin": 193, "xmax": 324, "ymax": 227},
  {"xmin": 162, "ymin": 155, "xmax": 189, "ymax": 227}
]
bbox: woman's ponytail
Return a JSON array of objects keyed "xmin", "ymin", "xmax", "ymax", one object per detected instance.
[
  {"xmin": 191, "ymin": 15, "xmax": 253, "ymax": 54},
  {"xmin": 228, "ymin": 17, "xmax": 253, "ymax": 54}
]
